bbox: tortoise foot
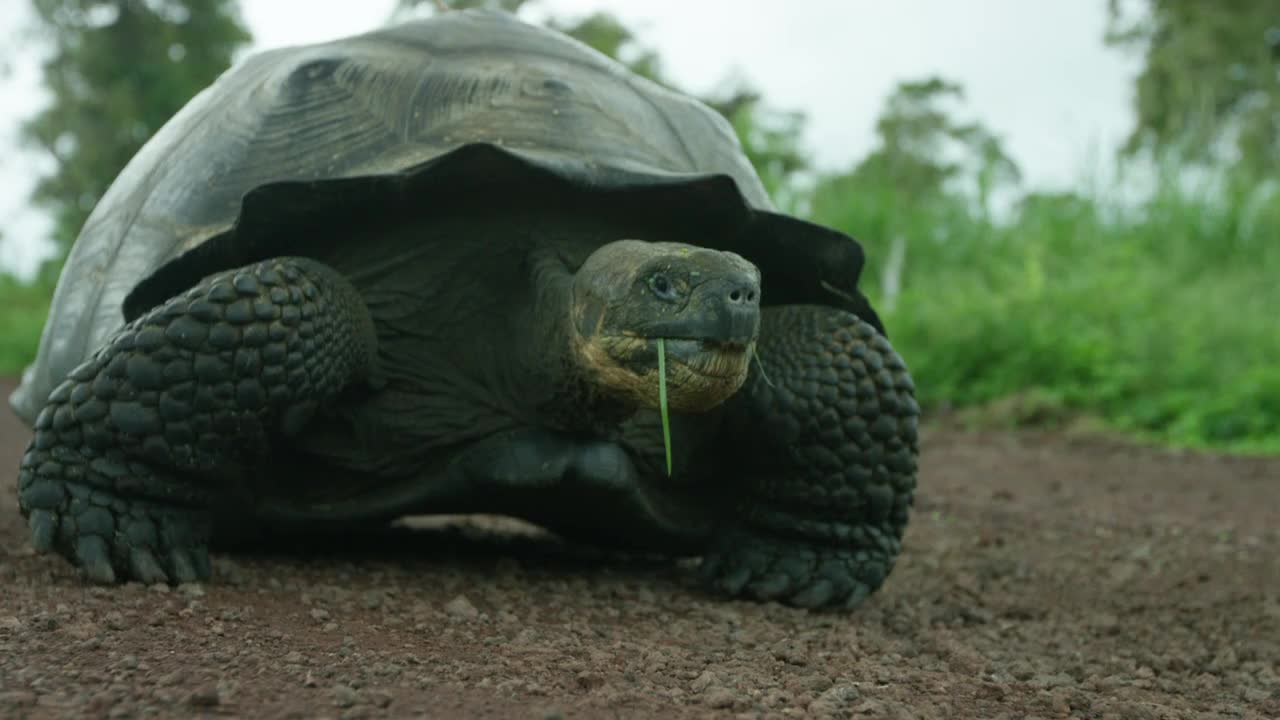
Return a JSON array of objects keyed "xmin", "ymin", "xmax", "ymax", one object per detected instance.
[
  {"xmin": 699, "ymin": 527, "xmax": 893, "ymax": 609},
  {"xmin": 700, "ymin": 305, "xmax": 919, "ymax": 609},
  {"xmin": 13, "ymin": 256, "xmax": 377, "ymax": 584},
  {"xmin": 19, "ymin": 473, "xmax": 211, "ymax": 585}
]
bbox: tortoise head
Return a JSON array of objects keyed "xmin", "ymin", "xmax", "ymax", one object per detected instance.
[{"xmin": 571, "ymin": 240, "xmax": 761, "ymax": 413}]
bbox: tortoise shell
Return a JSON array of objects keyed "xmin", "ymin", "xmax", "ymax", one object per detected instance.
[{"xmin": 11, "ymin": 10, "xmax": 878, "ymax": 424}]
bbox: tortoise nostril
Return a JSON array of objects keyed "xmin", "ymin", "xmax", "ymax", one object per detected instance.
[
  {"xmin": 717, "ymin": 271, "xmax": 760, "ymax": 307},
  {"xmin": 727, "ymin": 283, "xmax": 759, "ymax": 305}
]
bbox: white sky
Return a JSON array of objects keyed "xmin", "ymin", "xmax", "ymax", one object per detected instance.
[{"xmin": 0, "ymin": 0, "xmax": 1141, "ymax": 279}]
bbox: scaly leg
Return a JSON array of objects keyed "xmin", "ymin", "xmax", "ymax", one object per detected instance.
[
  {"xmin": 17, "ymin": 257, "xmax": 377, "ymax": 584},
  {"xmin": 699, "ymin": 305, "xmax": 919, "ymax": 608}
]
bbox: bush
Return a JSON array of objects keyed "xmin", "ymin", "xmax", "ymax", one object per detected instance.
[
  {"xmin": 0, "ymin": 274, "xmax": 51, "ymax": 378},
  {"xmin": 810, "ymin": 170, "xmax": 1280, "ymax": 453}
]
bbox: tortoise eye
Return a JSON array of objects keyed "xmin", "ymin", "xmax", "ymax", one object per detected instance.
[{"xmin": 649, "ymin": 273, "xmax": 679, "ymax": 301}]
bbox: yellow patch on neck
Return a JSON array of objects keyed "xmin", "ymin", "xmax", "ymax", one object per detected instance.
[{"xmin": 572, "ymin": 331, "xmax": 752, "ymax": 414}]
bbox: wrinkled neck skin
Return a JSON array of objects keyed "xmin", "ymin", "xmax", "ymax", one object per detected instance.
[{"xmin": 521, "ymin": 248, "xmax": 638, "ymax": 437}]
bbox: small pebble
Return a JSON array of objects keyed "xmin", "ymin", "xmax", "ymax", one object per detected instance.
[{"xmin": 444, "ymin": 595, "xmax": 479, "ymax": 620}]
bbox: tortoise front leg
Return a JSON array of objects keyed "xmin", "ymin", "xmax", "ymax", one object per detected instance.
[
  {"xmin": 699, "ymin": 305, "xmax": 919, "ymax": 608},
  {"xmin": 17, "ymin": 257, "xmax": 377, "ymax": 584}
]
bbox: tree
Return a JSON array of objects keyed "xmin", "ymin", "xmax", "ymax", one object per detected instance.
[
  {"xmin": 546, "ymin": 11, "xmax": 664, "ymax": 82},
  {"xmin": 806, "ymin": 78, "xmax": 1020, "ymax": 308},
  {"xmin": 702, "ymin": 82, "xmax": 809, "ymax": 210},
  {"xmin": 23, "ymin": 0, "xmax": 252, "ymax": 257},
  {"xmin": 1106, "ymin": 0, "xmax": 1280, "ymax": 178},
  {"xmin": 814, "ymin": 77, "xmax": 1020, "ymax": 219}
]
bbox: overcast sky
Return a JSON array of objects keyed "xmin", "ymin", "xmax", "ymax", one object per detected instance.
[{"xmin": 0, "ymin": 1, "xmax": 1141, "ymax": 278}]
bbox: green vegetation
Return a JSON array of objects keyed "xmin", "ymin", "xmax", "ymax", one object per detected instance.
[
  {"xmin": 0, "ymin": 0, "xmax": 251, "ymax": 373},
  {"xmin": 804, "ymin": 69, "xmax": 1280, "ymax": 453},
  {"xmin": 1105, "ymin": 0, "xmax": 1280, "ymax": 182},
  {"xmin": 657, "ymin": 338, "xmax": 672, "ymax": 476},
  {"xmin": 3, "ymin": 0, "xmax": 1276, "ymax": 452},
  {"xmin": 0, "ymin": 274, "xmax": 52, "ymax": 378},
  {"xmin": 814, "ymin": 166, "xmax": 1280, "ymax": 453},
  {"xmin": 25, "ymin": 0, "xmax": 252, "ymax": 257}
]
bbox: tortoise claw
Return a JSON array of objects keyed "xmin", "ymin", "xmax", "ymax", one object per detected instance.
[
  {"xmin": 791, "ymin": 579, "xmax": 835, "ymax": 608},
  {"xmin": 28, "ymin": 510, "xmax": 58, "ymax": 553},
  {"xmin": 129, "ymin": 547, "xmax": 169, "ymax": 585},
  {"xmin": 748, "ymin": 573, "xmax": 791, "ymax": 600},
  {"xmin": 18, "ymin": 473, "xmax": 211, "ymax": 586},
  {"xmin": 168, "ymin": 549, "xmax": 199, "ymax": 584},
  {"xmin": 715, "ymin": 565, "xmax": 753, "ymax": 595},
  {"xmin": 190, "ymin": 546, "xmax": 212, "ymax": 580},
  {"xmin": 700, "ymin": 528, "xmax": 886, "ymax": 609},
  {"xmin": 76, "ymin": 535, "xmax": 117, "ymax": 584}
]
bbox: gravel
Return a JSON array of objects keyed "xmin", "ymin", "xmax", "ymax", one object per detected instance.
[{"xmin": 1, "ymin": 376, "xmax": 1277, "ymax": 718}]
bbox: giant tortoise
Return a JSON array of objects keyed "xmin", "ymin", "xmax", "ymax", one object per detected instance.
[{"xmin": 11, "ymin": 10, "xmax": 918, "ymax": 608}]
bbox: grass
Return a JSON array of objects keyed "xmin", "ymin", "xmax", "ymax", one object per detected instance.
[
  {"xmin": 657, "ymin": 337, "xmax": 673, "ymax": 475},
  {"xmin": 809, "ymin": 169, "xmax": 1280, "ymax": 454},
  {"xmin": 0, "ymin": 274, "xmax": 51, "ymax": 377}
]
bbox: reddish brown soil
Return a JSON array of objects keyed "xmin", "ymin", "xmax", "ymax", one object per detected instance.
[{"xmin": 1, "ymin": 375, "xmax": 1277, "ymax": 719}]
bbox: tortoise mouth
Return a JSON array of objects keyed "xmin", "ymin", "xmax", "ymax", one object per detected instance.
[
  {"xmin": 577, "ymin": 333, "xmax": 754, "ymax": 413},
  {"xmin": 649, "ymin": 337, "xmax": 752, "ymax": 381}
]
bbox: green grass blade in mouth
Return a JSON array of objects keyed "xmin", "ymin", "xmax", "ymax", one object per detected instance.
[
  {"xmin": 752, "ymin": 344, "xmax": 775, "ymax": 388},
  {"xmin": 657, "ymin": 337, "xmax": 673, "ymax": 476}
]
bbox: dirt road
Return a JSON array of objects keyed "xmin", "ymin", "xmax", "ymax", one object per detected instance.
[{"xmin": 1, "ymin": 375, "xmax": 1277, "ymax": 719}]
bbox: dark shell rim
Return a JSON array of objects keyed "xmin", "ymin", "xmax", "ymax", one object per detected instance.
[{"xmin": 123, "ymin": 142, "xmax": 883, "ymax": 335}]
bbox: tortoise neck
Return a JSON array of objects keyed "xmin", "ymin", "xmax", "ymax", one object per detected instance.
[{"xmin": 525, "ymin": 247, "xmax": 636, "ymax": 437}]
